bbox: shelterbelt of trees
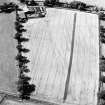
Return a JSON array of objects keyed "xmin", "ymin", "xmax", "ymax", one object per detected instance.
[
  {"xmin": 19, "ymin": 0, "xmax": 105, "ymax": 13},
  {"xmin": 0, "ymin": 1, "xmax": 35, "ymax": 100}
]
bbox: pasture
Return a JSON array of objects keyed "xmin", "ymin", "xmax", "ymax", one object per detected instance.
[{"xmin": 0, "ymin": 12, "xmax": 18, "ymax": 94}]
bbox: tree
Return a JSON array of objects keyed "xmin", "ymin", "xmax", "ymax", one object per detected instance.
[
  {"xmin": 16, "ymin": 54, "xmax": 30, "ymax": 64},
  {"xmin": 19, "ymin": 63, "xmax": 28, "ymax": 69},
  {"xmin": 22, "ymin": 68, "xmax": 30, "ymax": 73},
  {"xmin": 70, "ymin": 1, "xmax": 87, "ymax": 10},
  {"xmin": 99, "ymin": 90, "xmax": 105, "ymax": 100},
  {"xmin": 101, "ymin": 37, "xmax": 105, "ymax": 43},
  {"xmin": 18, "ymin": 0, "xmax": 26, "ymax": 4},
  {"xmin": 17, "ymin": 74, "xmax": 35, "ymax": 100},
  {"xmin": 15, "ymin": 36, "xmax": 29, "ymax": 42},
  {"xmin": 21, "ymin": 48, "xmax": 30, "ymax": 53},
  {"xmin": 15, "ymin": 27, "xmax": 27, "ymax": 33},
  {"xmin": 17, "ymin": 17, "xmax": 28, "ymax": 23},
  {"xmin": 19, "ymin": 83, "xmax": 35, "ymax": 100},
  {"xmin": 45, "ymin": 0, "xmax": 57, "ymax": 6},
  {"xmin": 16, "ymin": 44, "xmax": 30, "ymax": 53},
  {"xmin": 16, "ymin": 44, "xmax": 22, "ymax": 51},
  {"xmin": 16, "ymin": 54, "xmax": 27, "ymax": 60},
  {"xmin": 100, "ymin": 26, "xmax": 105, "ymax": 33},
  {"xmin": 15, "ymin": 32, "xmax": 23, "ymax": 38},
  {"xmin": 17, "ymin": 77, "xmax": 30, "ymax": 92},
  {"xmin": 99, "ymin": 12, "xmax": 105, "ymax": 20},
  {"xmin": 19, "ymin": 59, "xmax": 30, "ymax": 64},
  {"xmin": 15, "ymin": 21, "xmax": 24, "ymax": 28},
  {"xmin": 100, "ymin": 76, "xmax": 105, "ymax": 83},
  {"xmin": 19, "ymin": 37, "xmax": 29, "ymax": 42}
]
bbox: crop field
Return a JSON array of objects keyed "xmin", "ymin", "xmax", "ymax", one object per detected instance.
[
  {"xmin": 22, "ymin": 8, "xmax": 99, "ymax": 105},
  {"xmin": 22, "ymin": 8, "xmax": 75, "ymax": 101},
  {"xmin": 0, "ymin": 12, "xmax": 18, "ymax": 94},
  {"xmin": 66, "ymin": 11, "xmax": 99, "ymax": 105}
]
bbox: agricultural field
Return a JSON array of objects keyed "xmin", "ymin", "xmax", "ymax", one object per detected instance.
[
  {"xmin": 0, "ymin": 12, "xmax": 18, "ymax": 94},
  {"xmin": 22, "ymin": 8, "xmax": 99, "ymax": 105},
  {"xmin": 23, "ymin": 8, "xmax": 75, "ymax": 102},
  {"xmin": 66, "ymin": 11, "xmax": 99, "ymax": 105}
]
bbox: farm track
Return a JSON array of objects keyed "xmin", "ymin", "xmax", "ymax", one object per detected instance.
[{"xmin": 0, "ymin": 91, "xmax": 57, "ymax": 105}]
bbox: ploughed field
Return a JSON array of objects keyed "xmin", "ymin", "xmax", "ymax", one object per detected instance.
[{"xmin": 23, "ymin": 8, "xmax": 99, "ymax": 105}]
